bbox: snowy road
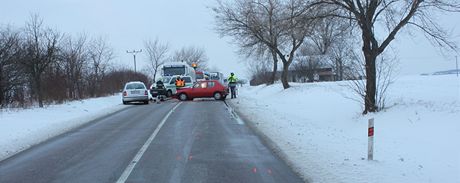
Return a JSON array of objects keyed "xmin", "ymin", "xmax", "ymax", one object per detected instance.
[{"xmin": 0, "ymin": 100, "xmax": 303, "ymax": 183}]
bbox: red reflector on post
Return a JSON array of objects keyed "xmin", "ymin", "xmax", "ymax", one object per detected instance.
[
  {"xmin": 368, "ymin": 118, "xmax": 374, "ymax": 160},
  {"xmin": 368, "ymin": 127, "xmax": 374, "ymax": 137}
]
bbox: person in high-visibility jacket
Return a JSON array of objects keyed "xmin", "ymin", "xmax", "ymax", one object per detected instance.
[
  {"xmin": 175, "ymin": 76, "xmax": 185, "ymax": 88},
  {"xmin": 180, "ymin": 78, "xmax": 185, "ymax": 87},
  {"xmin": 175, "ymin": 76, "xmax": 182, "ymax": 87},
  {"xmin": 227, "ymin": 73, "xmax": 238, "ymax": 99}
]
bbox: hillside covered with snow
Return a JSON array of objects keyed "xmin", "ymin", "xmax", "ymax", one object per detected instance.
[{"xmin": 231, "ymin": 74, "xmax": 460, "ymax": 183}]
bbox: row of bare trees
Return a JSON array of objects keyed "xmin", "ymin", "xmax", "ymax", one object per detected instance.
[
  {"xmin": 214, "ymin": 0, "xmax": 318, "ymax": 89},
  {"xmin": 213, "ymin": 0, "xmax": 459, "ymax": 114},
  {"xmin": 0, "ymin": 15, "xmax": 148, "ymax": 108},
  {"xmin": 144, "ymin": 38, "xmax": 210, "ymax": 82}
]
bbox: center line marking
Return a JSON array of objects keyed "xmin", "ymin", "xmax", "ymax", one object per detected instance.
[{"xmin": 116, "ymin": 102, "xmax": 182, "ymax": 183}]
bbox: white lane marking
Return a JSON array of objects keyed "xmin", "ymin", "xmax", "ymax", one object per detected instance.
[
  {"xmin": 116, "ymin": 102, "xmax": 182, "ymax": 183},
  {"xmin": 227, "ymin": 104, "xmax": 244, "ymax": 125}
]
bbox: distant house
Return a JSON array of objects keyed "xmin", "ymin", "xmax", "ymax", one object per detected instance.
[
  {"xmin": 249, "ymin": 67, "xmax": 335, "ymax": 86},
  {"xmin": 279, "ymin": 67, "xmax": 335, "ymax": 82},
  {"xmin": 289, "ymin": 68, "xmax": 335, "ymax": 82}
]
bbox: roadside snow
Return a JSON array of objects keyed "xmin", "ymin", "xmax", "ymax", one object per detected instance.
[
  {"xmin": 231, "ymin": 75, "xmax": 460, "ymax": 183},
  {"xmin": 0, "ymin": 94, "xmax": 128, "ymax": 161}
]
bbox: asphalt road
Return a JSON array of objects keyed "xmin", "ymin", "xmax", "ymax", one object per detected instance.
[{"xmin": 0, "ymin": 99, "xmax": 304, "ymax": 183}]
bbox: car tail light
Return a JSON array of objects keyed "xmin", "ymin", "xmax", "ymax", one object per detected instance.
[
  {"xmin": 145, "ymin": 90, "xmax": 148, "ymax": 95},
  {"xmin": 123, "ymin": 91, "xmax": 127, "ymax": 96}
]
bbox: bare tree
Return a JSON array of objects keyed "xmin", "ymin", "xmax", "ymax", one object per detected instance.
[
  {"xmin": 213, "ymin": 0, "xmax": 318, "ymax": 89},
  {"xmin": 144, "ymin": 38, "xmax": 169, "ymax": 82},
  {"xmin": 20, "ymin": 14, "xmax": 62, "ymax": 107},
  {"xmin": 293, "ymin": 44, "xmax": 325, "ymax": 82},
  {"xmin": 88, "ymin": 36, "xmax": 114, "ymax": 97},
  {"xmin": 290, "ymin": 15, "xmax": 351, "ymax": 83},
  {"xmin": 309, "ymin": 16, "xmax": 349, "ymax": 55},
  {"xmin": 0, "ymin": 17, "xmax": 136, "ymax": 108},
  {"xmin": 313, "ymin": 0, "xmax": 460, "ymax": 114},
  {"xmin": 233, "ymin": 0, "xmax": 282, "ymax": 85},
  {"xmin": 0, "ymin": 26, "xmax": 24, "ymax": 107},
  {"xmin": 306, "ymin": 15, "xmax": 354, "ymax": 81},
  {"xmin": 59, "ymin": 34, "xmax": 88, "ymax": 99},
  {"xmin": 246, "ymin": 58, "xmax": 273, "ymax": 85},
  {"xmin": 345, "ymin": 52, "xmax": 397, "ymax": 111},
  {"xmin": 239, "ymin": 43, "xmax": 280, "ymax": 85},
  {"xmin": 171, "ymin": 46, "xmax": 209, "ymax": 70}
]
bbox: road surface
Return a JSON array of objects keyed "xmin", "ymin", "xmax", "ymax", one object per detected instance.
[{"xmin": 0, "ymin": 100, "xmax": 304, "ymax": 183}]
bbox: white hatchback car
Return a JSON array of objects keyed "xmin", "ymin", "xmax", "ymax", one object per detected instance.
[{"xmin": 122, "ymin": 81, "xmax": 149, "ymax": 105}]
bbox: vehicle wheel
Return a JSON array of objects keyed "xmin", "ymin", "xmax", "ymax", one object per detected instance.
[
  {"xmin": 123, "ymin": 101, "xmax": 128, "ymax": 105},
  {"xmin": 144, "ymin": 100, "xmax": 149, "ymax": 105},
  {"xmin": 167, "ymin": 90, "xmax": 173, "ymax": 97},
  {"xmin": 179, "ymin": 93, "xmax": 188, "ymax": 101},
  {"xmin": 213, "ymin": 92, "xmax": 222, "ymax": 100}
]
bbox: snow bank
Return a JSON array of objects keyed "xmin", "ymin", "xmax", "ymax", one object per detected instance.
[
  {"xmin": 0, "ymin": 94, "xmax": 128, "ymax": 161},
  {"xmin": 230, "ymin": 75, "xmax": 460, "ymax": 183}
]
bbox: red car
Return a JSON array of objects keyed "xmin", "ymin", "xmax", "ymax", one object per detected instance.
[{"xmin": 176, "ymin": 80, "xmax": 228, "ymax": 101}]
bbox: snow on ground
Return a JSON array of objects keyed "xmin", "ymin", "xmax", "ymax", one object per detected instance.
[
  {"xmin": 230, "ymin": 75, "xmax": 460, "ymax": 183},
  {"xmin": 0, "ymin": 94, "xmax": 128, "ymax": 161}
]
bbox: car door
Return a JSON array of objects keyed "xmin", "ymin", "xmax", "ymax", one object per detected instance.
[
  {"xmin": 190, "ymin": 82, "xmax": 207, "ymax": 98},
  {"xmin": 183, "ymin": 76, "xmax": 193, "ymax": 88},
  {"xmin": 166, "ymin": 77, "xmax": 177, "ymax": 94},
  {"xmin": 186, "ymin": 82, "xmax": 199, "ymax": 98},
  {"xmin": 205, "ymin": 81, "xmax": 216, "ymax": 97}
]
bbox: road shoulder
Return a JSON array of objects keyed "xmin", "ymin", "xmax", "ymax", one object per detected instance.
[
  {"xmin": 0, "ymin": 95, "xmax": 130, "ymax": 161},
  {"xmin": 225, "ymin": 99, "xmax": 309, "ymax": 182}
]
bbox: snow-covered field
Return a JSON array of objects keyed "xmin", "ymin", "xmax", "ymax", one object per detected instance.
[
  {"xmin": 230, "ymin": 75, "xmax": 460, "ymax": 183},
  {"xmin": 0, "ymin": 94, "xmax": 127, "ymax": 161}
]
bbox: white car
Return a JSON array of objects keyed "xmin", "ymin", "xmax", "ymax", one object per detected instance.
[
  {"xmin": 122, "ymin": 81, "xmax": 149, "ymax": 105},
  {"xmin": 159, "ymin": 75, "xmax": 194, "ymax": 97}
]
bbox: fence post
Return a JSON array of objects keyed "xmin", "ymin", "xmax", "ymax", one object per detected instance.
[{"xmin": 368, "ymin": 118, "xmax": 374, "ymax": 160}]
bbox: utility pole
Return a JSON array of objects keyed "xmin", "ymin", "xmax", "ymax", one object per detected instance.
[{"xmin": 126, "ymin": 49, "xmax": 142, "ymax": 72}]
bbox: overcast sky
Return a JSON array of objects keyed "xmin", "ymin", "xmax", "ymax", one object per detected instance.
[{"xmin": 1, "ymin": 0, "xmax": 459, "ymax": 79}]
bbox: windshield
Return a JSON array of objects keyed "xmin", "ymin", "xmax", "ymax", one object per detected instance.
[
  {"xmin": 163, "ymin": 67, "xmax": 185, "ymax": 76},
  {"xmin": 196, "ymin": 73, "xmax": 204, "ymax": 79},
  {"xmin": 126, "ymin": 83, "xmax": 145, "ymax": 90},
  {"xmin": 183, "ymin": 77, "xmax": 192, "ymax": 83},
  {"xmin": 210, "ymin": 73, "xmax": 219, "ymax": 80},
  {"xmin": 161, "ymin": 77, "xmax": 171, "ymax": 83}
]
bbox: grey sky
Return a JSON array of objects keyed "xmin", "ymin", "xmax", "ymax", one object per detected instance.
[{"xmin": 1, "ymin": 0, "xmax": 459, "ymax": 79}]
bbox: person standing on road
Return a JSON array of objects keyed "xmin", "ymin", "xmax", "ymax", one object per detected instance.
[
  {"xmin": 227, "ymin": 72, "xmax": 238, "ymax": 99},
  {"xmin": 155, "ymin": 79, "xmax": 166, "ymax": 102},
  {"xmin": 156, "ymin": 79, "xmax": 164, "ymax": 89}
]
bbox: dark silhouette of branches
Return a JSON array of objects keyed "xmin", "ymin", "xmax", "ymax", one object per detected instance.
[
  {"xmin": 144, "ymin": 38, "xmax": 169, "ymax": 82},
  {"xmin": 312, "ymin": 0, "xmax": 460, "ymax": 113}
]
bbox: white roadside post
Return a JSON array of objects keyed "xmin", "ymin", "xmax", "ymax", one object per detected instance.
[
  {"xmin": 456, "ymin": 56, "xmax": 458, "ymax": 77},
  {"xmin": 368, "ymin": 118, "xmax": 375, "ymax": 160}
]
